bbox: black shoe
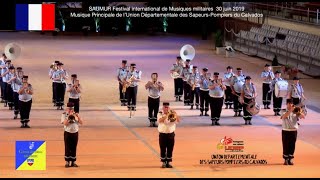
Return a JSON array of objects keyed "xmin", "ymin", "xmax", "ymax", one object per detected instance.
[
  {"xmin": 200, "ymin": 112, "xmax": 203, "ymax": 116},
  {"xmin": 264, "ymin": 105, "xmax": 267, "ymax": 109},
  {"xmin": 25, "ymin": 124, "xmax": 30, "ymax": 128},
  {"xmin": 288, "ymin": 159, "xmax": 294, "ymax": 165},
  {"xmin": 234, "ymin": 113, "xmax": 238, "ymax": 117},
  {"xmin": 175, "ymin": 97, "xmax": 178, "ymax": 102},
  {"xmin": 248, "ymin": 121, "xmax": 252, "ymax": 125},
  {"xmin": 211, "ymin": 121, "xmax": 215, "ymax": 126},
  {"xmin": 161, "ymin": 162, "xmax": 166, "ymax": 168},
  {"xmin": 297, "ymin": 122, "xmax": 300, "ymax": 125},
  {"xmin": 0, "ymin": 100, "xmax": 4, "ymax": 103},
  {"xmin": 215, "ymin": 121, "xmax": 220, "ymax": 126},
  {"xmin": 14, "ymin": 114, "xmax": 17, "ymax": 119},
  {"xmin": 229, "ymin": 105, "xmax": 233, "ymax": 109},
  {"xmin": 267, "ymin": 106, "xmax": 271, "ymax": 109},
  {"xmin": 153, "ymin": 122, "xmax": 157, "ymax": 127},
  {"xmin": 178, "ymin": 97, "xmax": 183, "ymax": 102},
  {"xmin": 190, "ymin": 106, "xmax": 193, "ymax": 110},
  {"xmin": 204, "ymin": 112, "xmax": 209, "ymax": 116},
  {"xmin": 245, "ymin": 120, "xmax": 248, "ymax": 125},
  {"xmin": 166, "ymin": 162, "xmax": 173, "ymax": 168},
  {"xmin": 277, "ymin": 112, "xmax": 281, "ymax": 116},
  {"xmin": 238, "ymin": 113, "xmax": 242, "ymax": 117},
  {"xmin": 71, "ymin": 162, "xmax": 78, "ymax": 167},
  {"xmin": 184, "ymin": 103, "xmax": 188, "ymax": 106},
  {"xmin": 283, "ymin": 159, "xmax": 289, "ymax": 165},
  {"xmin": 4, "ymin": 103, "xmax": 7, "ymax": 107},
  {"xmin": 65, "ymin": 162, "xmax": 70, "ymax": 168},
  {"xmin": 57, "ymin": 106, "xmax": 60, "ymax": 110},
  {"xmin": 20, "ymin": 124, "xmax": 25, "ymax": 128},
  {"xmin": 274, "ymin": 112, "xmax": 277, "ymax": 116},
  {"xmin": 149, "ymin": 122, "xmax": 153, "ymax": 127},
  {"xmin": 196, "ymin": 105, "xmax": 199, "ymax": 110}
]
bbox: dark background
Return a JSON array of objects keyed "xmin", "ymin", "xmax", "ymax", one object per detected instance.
[{"xmin": 0, "ymin": 1, "xmax": 223, "ymax": 38}]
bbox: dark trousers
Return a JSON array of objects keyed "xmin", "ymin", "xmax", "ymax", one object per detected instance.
[
  {"xmin": 159, "ymin": 132, "xmax": 175, "ymax": 163},
  {"xmin": 13, "ymin": 92, "xmax": 19, "ymax": 115},
  {"xmin": 6, "ymin": 83, "xmax": 14, "ymax": 107},
  {"xmin": 174, "ymin": 78, "xmax": 183, "ymax": 97},
  {"xmin": 55, "ymin": 83, "xmax": 66, "ymax": 107},
  {"xmin": 210, "ymin": 97, "xmax": 224, "ymax": 121},
  {"xmin": 118, "ymin": 83, "xmax": 127, "ymax": 103},
  {"xmin": 52, "ymin": 82, "xmax": 57, "ymax": 103},
  {"xmin": 292, "ymin": 98, "xmax": 300, "ymax": 105},
  {"xmin": 199, "ymin": 90, "xmax": 210, "ymax": 112},
  {"xmin": 127, "ymin": 86, "xmax": 138, "ymax": 108},
  {"xmin": 19, "ymin": 100, "xmax": 32, "ymax": 123},
  {"xmin": 190, "ymin": 87, "xmax": 200, "ymax": 106},
  {"xmin": 243, "ymin": 97, "xmax": 253, "ymax": 121},
  {"xmin": 183, "ymin": 81, "xmax": 191, "ymax": 105},
  {"xmin": 273, "ymin": 90, "xmax": 283, "ymax": 113},
  {"xmin": 233, "ymin": 92, "xmax": 242, "ymax": 113},
  {"xmin": 262, "ymin": 83, "xmax": 272, "ymax": 106},
  {"xmin": 64, "ymin": 131, "xmax": 79, "ymax": 162},
  {"xmin": 148, "ymin": 97, "xmax": 160, "ymax": 122},
  {"xmin": 1, "ymin": 82, "xmax": 7, "ymax": 102},
  {"xmin": 68, "ymin": 98, "xmax": 80, "ymax": 113},
  {"xmin": 224, "ymin": 86, "xmax": 233, "ymax": 106},
  {"xmin": 0, "ymin": 78, "xmax": 3, "ymax": 99},
  {"xmin": 282, "ymin": 130, "xmax": 297, "ymax": 160}
]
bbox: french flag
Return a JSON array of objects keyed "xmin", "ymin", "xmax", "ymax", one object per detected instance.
[{"xmin": 16, "ymin": 4, "xmax": 55, "ymax": 31}]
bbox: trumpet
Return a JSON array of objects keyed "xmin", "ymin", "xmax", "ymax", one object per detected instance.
[
  {"xmin": 50, "ymin": 63, "xmax": 57, "ymax": 70},
  {"xmin": 167, "ymin": 110, "xmax": 177, "ymax": 122},
  {"xmin": 291, "ymin": 104, "xmax": 305, "ymax": 117}
]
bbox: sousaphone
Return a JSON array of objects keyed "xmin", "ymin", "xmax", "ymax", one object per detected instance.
[
  {"xmin": 4, "ymin": 43, "xmax": 21, "ymax": 60},
  {"xmin": 180, "ymin": 44, "xmax": 195, "ymax": 62}
]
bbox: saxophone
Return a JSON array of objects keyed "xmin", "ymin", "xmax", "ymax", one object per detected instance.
[{"xmin": 122, "ymin": 74, "xmax": 134, "ymax": 93}]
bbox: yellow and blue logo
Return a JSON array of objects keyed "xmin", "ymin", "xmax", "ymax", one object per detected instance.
[{"xmin": 15, "ymin": 141, "xmax": 46, "ymax": 170}]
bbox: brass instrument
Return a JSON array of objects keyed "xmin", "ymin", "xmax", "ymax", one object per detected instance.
[
  {"xmin": 50, "ymin": 63, "xmax": 57, "ymax": 71},
  {"xmin": 23, "ymin": 82, "xmax": 30, "ymax": 94},
  {"xmin": 122, "ymin": 74, "xmax": 134, "ymax": 93},
  {"xmin": 292, "ymin": 105, "xmax": 303, "ymax": 116},
  {"xmin": 167, "ymin": 110, "xmax": 177, "ymax": 122},
  {"xmin": 67, "ymin": 114, "xmax": 77, "ymax": 124}
]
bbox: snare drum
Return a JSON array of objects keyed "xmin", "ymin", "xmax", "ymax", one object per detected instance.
[
  {"xmin": 275, "ymin": 80, "xmax": 288, "ymax": 98},
  {"xmin": 246, "ymin": 100, "xmax": 260, "ymax": 116}
]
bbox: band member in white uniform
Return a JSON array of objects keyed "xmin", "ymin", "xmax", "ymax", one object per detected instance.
[
  {"xmin": 199, "ymin": 68, "xmax": 210, "ymax": 116},
  {"xmin": 260, "ymin": 64, "xmax": 274, "ymax": 109},
  {"xmin": 188, "ymin": 66, "xmax": 200, "ymax": 110},
  {"xmin": 61, "ymin": 102, "xmax": 83, "ymax": 168},
  {"xmin": 5, "ymin": 66, "xmax": 15, "ymax": 110},
  {"xmin": 240, "ymin": 76, "xmax": 257, "ymax": 125},
  {"xmin": 230, "ymin": 68, "xmax": 245, "ymax": 117},
  {"xmin": 18, "ymin": 75, "xmax": 33, "ymax": 128},
  {"xmin": 157, "ymin": 102, "xmax": 180, "ymax": 168},
  {"xmin": 126, "ymin": 63, "xmax": 142, "ymax": 111},
  {"xmin": 181, "ymin": 59, "xmax": 192, "ymax": 106},
  {"xmin": 1, "ymin": 59, "xmax": 11, "ymax": 107},
  {"xmin": 11, "ymin": 67, "xmax": 23, "ymax": 119},
  {"xmin": 270, "ymin": 70, "xmax": 283, "ymax": 116},
  {"xmin": 145, "ymin": 73, "xmax": 164, "ymax": 127},
  {"xmin": 209, "ymin": 72, "xmax": 226, "ymax": 126},
  {"xmin": 0, "ymin": 53, "xmax": 7, "ymax": 102},
  {"xmin": 49, "ymin": 60, "xmax": 59, "ymax": 106},
  {"xmin": 223, "ymin": 66, "xmax": 234, "ymax": 109},
  {"xmin": 170, "ymin": 56, "xmax": 183, "ymax": 102},
  {"xmin": 117, "ymin": 60, "xmax": 128, "ymax": 106},
  {"xmin": 52, "ymin": 62, "xmax": 69, "ymax": 110},
  {"xmin": 67, "ymin": 74, "xmax": 81, "ymax": 113},
  {"xmin": 288, "ymin": 77, "xmax": 306, "ymax": 106}
]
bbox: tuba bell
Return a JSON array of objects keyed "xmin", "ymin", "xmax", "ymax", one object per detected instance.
[
  {"xmin": 4, "ymin": 43, "xmax": 21, "ymax": 60},
  {"xmin": 180, "ymin": 44, "xmax": 195, "ymax": 62}
]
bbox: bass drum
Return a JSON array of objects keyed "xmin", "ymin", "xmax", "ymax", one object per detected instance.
[
  {"xmin": 246, "ymin": 100, "xmax": 261, "ymax": 116},
  {"xmin": 275, "ymin": 80, "xmax": 288, "ymax": 98}
]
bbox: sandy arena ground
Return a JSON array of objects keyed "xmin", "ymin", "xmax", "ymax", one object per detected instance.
[{"xmin": 0, "ymin": 32, "xmax": 319, "ymax": 178}]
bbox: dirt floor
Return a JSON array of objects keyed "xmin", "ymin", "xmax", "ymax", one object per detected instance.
[{"xmin": 0, "ymin": 32, "xmax": 319, "ymax": 178}]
